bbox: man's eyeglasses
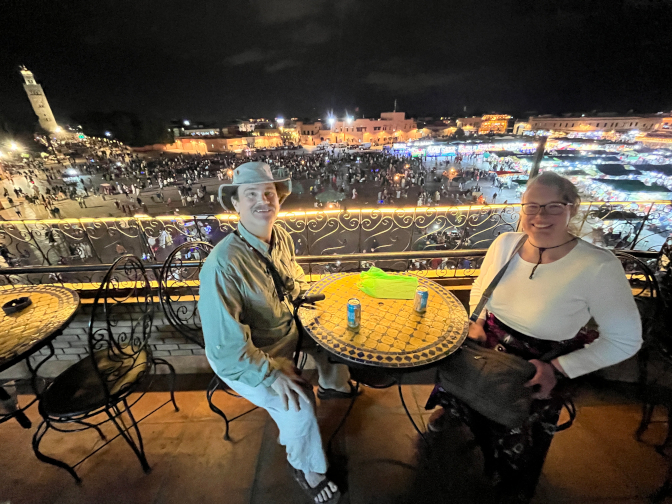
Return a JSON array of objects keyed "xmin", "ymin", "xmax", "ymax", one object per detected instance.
[{"xmin": 521, "ymin": 202, "xmax": 573, "ymax": 215}]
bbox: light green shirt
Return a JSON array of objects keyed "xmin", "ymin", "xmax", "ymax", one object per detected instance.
[{"xmin": 199, "ymin": 222, "xmax": 308, "ymax": 387}]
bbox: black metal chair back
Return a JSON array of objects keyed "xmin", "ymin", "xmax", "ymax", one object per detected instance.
[
  {"xmin": 158, "ymin": 241, "xmax": 213, "ymax": 347},
  {"xmin": 88, "ymin": 254, "xmax": 154, "ymax": 404},
  {"xmin": 614, "ymin": 251, "xmax": 662, "ymax": 340}
]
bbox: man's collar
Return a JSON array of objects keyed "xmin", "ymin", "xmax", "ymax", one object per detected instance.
[{"xmin": 237, "ymin": 222, "xmax": 275, "ymax": 257}]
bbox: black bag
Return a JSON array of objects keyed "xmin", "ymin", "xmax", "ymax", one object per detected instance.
[
  {"xmin": 438, "ymin": 339, "xmax": 538, "ymax": 429},
  {"xmin": 437, "ymin": 235, "xmax": 566, "ymax": 429}
]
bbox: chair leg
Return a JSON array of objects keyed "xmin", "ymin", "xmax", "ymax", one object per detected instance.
[
  {"xmin": 153, "ymin": 357, "xmax": 179, "ymax": 412},
  {"xmin": 106, "ymin": 401, "xmax": 151, "ymax": 474},
  {"xmin": 636, "ymin": 402, "xmax": 655, "ymax": 441},
  {"xmin": 661, "ymin": 406, "xmax": 672, "ymax": 451},
  {"xmin": 206, "ymin": 375, "xmax": 231, "ymax": 441},
  {"xmin": 32, "ymin": 420, "xmax": 82, "ymax": 484}
]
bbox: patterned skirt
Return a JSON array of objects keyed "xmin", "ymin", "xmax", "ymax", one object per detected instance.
[{"xmin": 425, "ymin": 314, "xmax": 598, "ymax": 502}]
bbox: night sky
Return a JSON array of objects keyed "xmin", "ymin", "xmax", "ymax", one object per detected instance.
[{"xmin": 1, "ymin": 0, "xmax": 671, "ymax": 129}]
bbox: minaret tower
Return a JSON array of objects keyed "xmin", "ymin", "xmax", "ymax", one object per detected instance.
[{"xmin": 19, "ymin": 66, "xmax": 58, "ymax": 132}]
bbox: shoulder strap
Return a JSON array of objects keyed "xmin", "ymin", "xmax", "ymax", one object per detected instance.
[
  {"xmin": 470, "ymin": 234, "xmax": 528, "ymax": 322},
  {"xmin": 233, "ymin": 229, "xmax": 288, "ymax": 303}
]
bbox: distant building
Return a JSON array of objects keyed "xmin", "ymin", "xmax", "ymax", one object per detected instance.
[
  {"xmin": 172, "ymin": 133, "xmax": 283, "ymax": 154},
  {"xmin": 19, "ymin": 66, "xmax": 58, "ymax": 132},
  {"xmin": 182, "ymin": 127, "xmax": 221, "ymax": 137},
  {"xmin": 296, "ymin": 112, "xmax": 421, "ymax": 146},
  {"xmin": 456, "ymin": 115, "xmax": 515, "ymax": 135},
  {"xmin": 478, "ymin": 115, "xmax": 514, "ymax": 135},
  {"xmin": 513, "ymin": 121, "xmax": 529, "ymax": 136},
  {"xmin": 456, "ymin": 116, "xmax": 482, "ymax": 136},
  {"xmin": 526, "ymin": 114, "xmax": 669, "ymax": 139},
  {"xmin": 637, "ymin": 117, "xmax": 672, "ymax": 147}
]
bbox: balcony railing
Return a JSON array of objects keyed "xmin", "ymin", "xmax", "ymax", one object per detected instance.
[{"xmin": 0, "ymin": 201, "xmax": 669, "ymax": 289}]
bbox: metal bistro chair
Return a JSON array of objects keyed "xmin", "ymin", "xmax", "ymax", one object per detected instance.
[
  {"xmin": 32, "ymin": 255, "xmax": 179, "ymax": 483},
  {"xmin": 613, "ymin": 252, "xmax": 665, "ymax": 442},
  {"xmin": 158, "ymin": 241, "xmax": 257, "ymax": 440},
  {"xmin": 615, "ymin": 251, "xmax": 672, "ymax": 503}
]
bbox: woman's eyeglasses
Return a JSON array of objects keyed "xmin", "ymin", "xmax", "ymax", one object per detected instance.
[{"xmin": 521, "ymin": 202, "xmax": 573, "ymax": 215}]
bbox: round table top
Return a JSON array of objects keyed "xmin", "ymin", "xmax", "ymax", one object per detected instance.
[
  {"xmin": 0, "ymin": 286, "xmax": 80, "ymax": 371},
  {"xmin": 299, "ymin": 273, "xmax": 469, "ymax": 368}
]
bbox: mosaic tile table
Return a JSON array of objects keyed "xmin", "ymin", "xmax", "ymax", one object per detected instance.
[
  {"xmin": 299, "ymin": 273, "xmax": 469, "ymax": 368},
  {"xmin": 0, "ymin": 285, "xmax": 80, "ymax": 428}
]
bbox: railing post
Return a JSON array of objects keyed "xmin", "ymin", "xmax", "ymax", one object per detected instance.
[
  {"xmin": 630, "ymin": 203, "xmax": 653, "ymax": 251},
  {"xmin": 529, "ymin": 136, "xmax": 547, "ymax": 180}
]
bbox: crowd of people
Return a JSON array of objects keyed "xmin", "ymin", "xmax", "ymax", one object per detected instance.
[{"xmin": 0, "ymin": 134, "xmax": 516, "ymax": 224}]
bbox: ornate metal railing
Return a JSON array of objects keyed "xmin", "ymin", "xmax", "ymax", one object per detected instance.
[
  {"xmin": 0, "ymin": 202, "xmax": 669, "ymax": 286},
  {"xmin": 0, "ymin": 248, "xmax": 660, "ymax": 291}
]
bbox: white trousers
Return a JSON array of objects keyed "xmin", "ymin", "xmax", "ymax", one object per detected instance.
[{"xmin": 217, "ymin": 347, "xmax": 350, "ymax": 474}]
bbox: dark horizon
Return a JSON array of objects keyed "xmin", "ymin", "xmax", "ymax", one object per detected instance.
[{"xmin": 2, "ymin": 0, "xmax": 672, "ymax": 132}]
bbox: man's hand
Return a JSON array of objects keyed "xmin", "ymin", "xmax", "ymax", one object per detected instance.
[
  {"xmin": 271, "ymin": 361, "xmax": 312, "ymax": 412},
  {"xmin": 524, "ymin": 360, "xmax": 557, "ymax": 400},
  {"xmin": 467, "ymin": 319, "xmax": 486, "ymax": 343}
]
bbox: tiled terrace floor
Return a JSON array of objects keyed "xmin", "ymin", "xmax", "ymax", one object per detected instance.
[{"xmin": 1, "ymin": 375, "xmax": 671, "ymax": 504}]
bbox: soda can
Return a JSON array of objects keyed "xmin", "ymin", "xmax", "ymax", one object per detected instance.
[
  {"xmin": 347, "ymin": 298, "xmax": 361, "ymax": 329},
  {"xmin": 414, "ymin": 287, "xmax": 429, "ymax": 313}
]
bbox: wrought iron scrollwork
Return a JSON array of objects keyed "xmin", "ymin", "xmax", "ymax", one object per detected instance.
[
  {"xmin": 1, "ymin": 202, "xmax": 670, "ymax": 289},
  {"xmin": 89, "ymin": 255, "xmax": 154, "ymax": 403},
  {"xmin": 158, "ymin": 241, "xmax": 213, "ymax": 347}
]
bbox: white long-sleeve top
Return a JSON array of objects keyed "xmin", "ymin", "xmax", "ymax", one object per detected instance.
[{"xmin": 469, "ymin": 232, "xmax": 642, "ymax": 379}]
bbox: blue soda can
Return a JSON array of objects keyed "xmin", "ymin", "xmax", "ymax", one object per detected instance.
[
  {"xmin": 347, "ymin": 298, "xmax": 361, "ymax": 329},
  {"xmin": 414, "ymin": 287, "xmax": 429, "ymax": 313}
]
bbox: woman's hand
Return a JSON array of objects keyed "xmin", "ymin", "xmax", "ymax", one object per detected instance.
[
  {"xmin": 524, "ymin": 360, "xmax": 557, "ymax": 399},
  {"xmin": 467, "ymin": 319, "xmax": 486, "ymax": 343}
]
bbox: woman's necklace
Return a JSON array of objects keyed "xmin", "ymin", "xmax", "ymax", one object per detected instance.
[{"xmin": 527, "ymin": 236, "xmax": 578, "ymax": 279}]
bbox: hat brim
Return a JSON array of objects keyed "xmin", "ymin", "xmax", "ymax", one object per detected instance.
[{"xmin": 218, "ymin": 178, "xmax": 292, "ymax": 211}]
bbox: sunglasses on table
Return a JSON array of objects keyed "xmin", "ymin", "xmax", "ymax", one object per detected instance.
[{"xmin": 520, "ymin": 202, "xmax": 573, "ymax": 215}]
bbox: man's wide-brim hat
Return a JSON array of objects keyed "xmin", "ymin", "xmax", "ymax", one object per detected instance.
[{"xmin": 218, "ymin": 161, "xmax": 291, "ymax": 211}]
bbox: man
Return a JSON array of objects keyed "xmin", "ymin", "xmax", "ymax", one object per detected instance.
[{"xmin": 199, "ymin": 162, "xmax": 356, "ymax": 504}]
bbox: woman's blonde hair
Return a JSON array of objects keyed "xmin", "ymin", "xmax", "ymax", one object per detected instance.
[{"xmin": 525, "ymin": 172, "xmax": 583, "ymax": 233}]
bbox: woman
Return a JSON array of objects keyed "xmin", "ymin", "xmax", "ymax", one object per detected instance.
[{"xmin": 426, "ymin": 172, "xmax": 642, "ymax": 502}]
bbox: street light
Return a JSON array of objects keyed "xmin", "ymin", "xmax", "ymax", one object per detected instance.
[
  {"xmin": 276, "ymin": 117, "xmax": 284, "ymax": 126},
  {"xmin": 105, "ymin": 131, "xmax": 112, "ymax": 138},
  {"xmin": 346, "ymin": 116, "xmax": 352, "ymax": 124},
  {"xmin": 54, "ymin": 126, "xmax": 62, "ymax": 133},
  {"xmin": 10, "ymin": 142, "xmax": 19, "ymax": 151},
  {"xmin": 328, "ymin": 117, "xmax": 335, "ymax": 128},
  {"xmin": 183, "ymin": 120, "xmax": 190, "ymax": 126}
]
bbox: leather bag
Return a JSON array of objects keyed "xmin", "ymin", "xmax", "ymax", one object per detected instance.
[{"xmin": 438, "ymin": 338, "xmax": 538, "ymax": 429}]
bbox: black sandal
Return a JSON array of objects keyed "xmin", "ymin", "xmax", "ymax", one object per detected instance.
[
  {"xmin": 292, "ymin": 467, "xmax": 342, "ymax": 503},
  {"xmin": 317, "ymin": 381, "xmax": 360, "ymax": 400}
]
